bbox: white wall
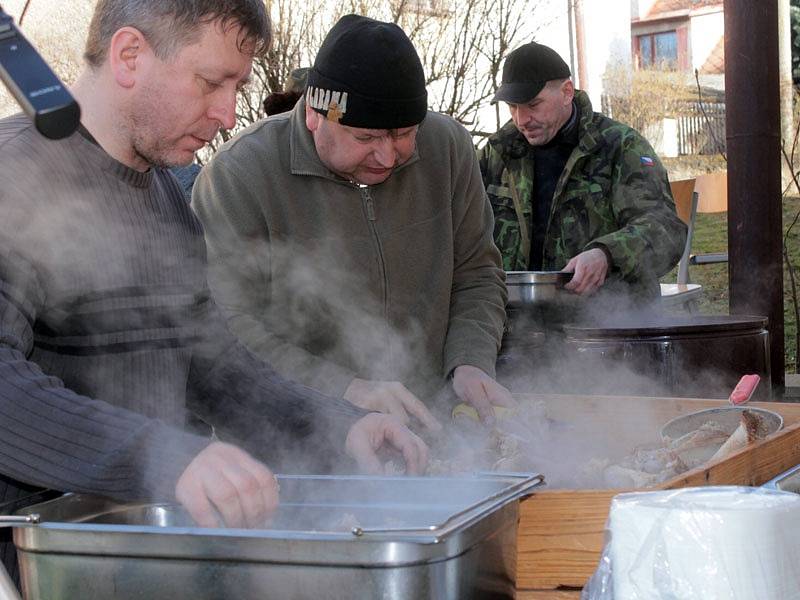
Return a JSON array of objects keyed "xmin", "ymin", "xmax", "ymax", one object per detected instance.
[
  {"xmin": 581, "ymin": 0, "xmax": 632, "ymax": 109},
  {"xmin": 530, "ymin": 0, "xmax": 633, "ymax": 109},
  {"xmin": 690, "ymin": 8, "xmax": 724, "ymax": 71}
]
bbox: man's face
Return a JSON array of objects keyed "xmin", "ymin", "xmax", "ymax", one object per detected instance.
[
  {"xmin": 507, "ymin": 79, "xmax": 574, "ymax": 146},
  {"xmin": 127, "ymin": 22, "xmax": 253, "ymax": 168},
  {"xmin": 305, "ymin": 107, "xmax": 418, "ymax": 186}
]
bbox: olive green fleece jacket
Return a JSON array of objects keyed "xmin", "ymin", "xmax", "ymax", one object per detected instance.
[{"xmin": 192, "ymin": 100, "xmax": 506, "ymax": 400}]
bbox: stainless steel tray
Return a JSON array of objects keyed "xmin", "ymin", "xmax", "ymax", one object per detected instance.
[
  {"xmin": 11, "ymin": 473, "xmax": 543, "ymax": 600},
  {"xmin": 764, "ymin": 463, "xmax": 800, "ymax": 493}
]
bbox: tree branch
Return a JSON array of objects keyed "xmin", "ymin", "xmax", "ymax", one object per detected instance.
[{"xmin": 19, "ymin": 0, "xmax": 32, "ymax": 25}]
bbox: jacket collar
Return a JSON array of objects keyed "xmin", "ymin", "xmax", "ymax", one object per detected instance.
[
  {"xmin": 289, "ymin": 98, "xmax": 421, "ymax": 184},
  {"xmin": 573, "ymin": 89, "xmax": 600, "ymax": 154}
]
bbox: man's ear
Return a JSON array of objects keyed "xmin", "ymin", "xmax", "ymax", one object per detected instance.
[
  {"xmin": 561, "ymin": 79, "xmax": 575, "ymax": 105},
  {"xmin": 305, "ymin": 102, "xmax": 320, "ymax": 132},
  {"xmin": 108, "ymin": 27, "xmax": 149, "ymax": 89}
]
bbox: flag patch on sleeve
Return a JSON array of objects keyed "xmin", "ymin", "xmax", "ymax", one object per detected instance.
[{"xmin": 640, "ymin": 156, "xmax": 654, "ymax": 166}]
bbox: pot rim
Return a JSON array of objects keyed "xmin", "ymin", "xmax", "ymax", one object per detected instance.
[{"xmin": 505, "ymin": 271, "xmax": 573, "ymax": 286}]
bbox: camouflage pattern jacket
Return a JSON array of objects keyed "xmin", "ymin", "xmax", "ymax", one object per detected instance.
[{"xmin": 478, "ymin": 90, "xmax": 687, "ymax": 301}]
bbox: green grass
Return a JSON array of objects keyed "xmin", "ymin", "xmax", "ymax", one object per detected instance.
[{"xmin": 661, "ymin": 195, "xmax": 800, "ymax": 373}]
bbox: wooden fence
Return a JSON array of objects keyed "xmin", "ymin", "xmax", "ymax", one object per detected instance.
[
  {"xmin": 676, "ymin": 101, "xmax": 726, "ymax": 156},
  {"xmin": 601, "ymin": 95, "xmax": 727, "ymax": 156}
]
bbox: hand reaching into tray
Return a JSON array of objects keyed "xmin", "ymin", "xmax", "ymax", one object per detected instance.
[
  {"xmin": 452, "ymin": 365, "xmax": 516, "ymax": 426},
  {"xmin": 345, "ymin": 413, "xmax": 429, "ymax": 475},
  {"xmin": 344, "ymin": 378, "xmax": 442, "ymax": 433},
  {"xmin": 175, "ymin": 442, "xmax": 280, "ymax": 528}
]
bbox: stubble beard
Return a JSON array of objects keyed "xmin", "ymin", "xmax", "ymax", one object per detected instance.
[
  {"xmin": 129, "ymin": 119, "xmax": 183, "ymax": 169},
  {"xmin": 126, "ymin": 87, "xmax": 188, "ymax": 169}
]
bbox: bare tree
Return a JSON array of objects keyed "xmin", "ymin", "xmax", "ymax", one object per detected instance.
[
  {"xmin": 200, "ymin": 0, "xmax": 544, "ymax": 160},
  {"xmin": 3, "ymin": 0, "xmax": 549, "ymax": 159}
]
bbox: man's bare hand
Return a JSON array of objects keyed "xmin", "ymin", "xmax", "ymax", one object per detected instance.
[
  {"xmin": 563, "ymin": 248, "xmax": 610, "ymax": 295},
  {"xmin": 344, "ymin": 378, "xmax": 442, "ymax": 432},
  {"xmin": 175, "ymin": 442, "xmax": 279, "ymax": 529},
  {"xmin": 452, "ymin": 365, "xmax": 516, "ymax": 426},
  {"xmin": 345, "ymin": 413, "xmax": 429, "ymax": 475}
]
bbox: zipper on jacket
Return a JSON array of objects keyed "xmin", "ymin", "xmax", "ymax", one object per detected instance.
[
  {"xmin": 355, "ymin": 183, "xmax": 390, "ymax": 326},
  {"xmin": 362, "ymin": 187, "xmax": 377, "ymax": 221}
]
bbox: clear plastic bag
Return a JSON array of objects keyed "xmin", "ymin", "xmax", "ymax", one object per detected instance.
[{"xmin": 582, "ymin": 486, "xmax": 800, "ymax": 600}]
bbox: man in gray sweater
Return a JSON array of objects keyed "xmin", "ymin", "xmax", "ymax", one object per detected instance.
[
  {"xmin": 0, "ymin": 0, "xmax": 428, "ymax": 574},
  {"xmin": 194, "ymin": 15, "xmax": 513, "ymax": 427}
]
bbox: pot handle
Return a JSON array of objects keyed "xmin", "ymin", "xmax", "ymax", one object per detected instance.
[
  {"xmin": 351, "ymin": 473, "xmax": 544, "ymax": 537},
  {"xmin": 0, "ymin": 516, "xmax": 38, "ymax": 527}
]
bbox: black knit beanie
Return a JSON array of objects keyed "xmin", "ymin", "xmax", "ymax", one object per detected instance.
[{"xmin": 306, "ymin": 14, "xmax": 428, "ymax": 129}]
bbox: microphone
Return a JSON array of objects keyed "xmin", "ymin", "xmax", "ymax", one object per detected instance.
[{"xmin": 0, "ymin": 9, "xmax": 80, "ymax": 140}]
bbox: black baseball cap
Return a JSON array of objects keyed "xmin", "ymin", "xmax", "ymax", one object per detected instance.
[{"xmin": 491, "ymin": 42, "xmax": 571, "ymax": 104}]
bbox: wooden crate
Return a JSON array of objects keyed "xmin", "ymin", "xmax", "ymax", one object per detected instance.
[{"xmin": 514, "ymin": 394, "xmax": 800, "ymax": 592}]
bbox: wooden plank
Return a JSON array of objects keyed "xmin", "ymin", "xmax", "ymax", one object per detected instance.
[
  {"xmin": 669, "ymin": 177, "xmax": 696, "ymax": 223},
  {"xmin": 763, "ymin": 401, "xmax": 800, "ymax": 425},
  {"xmin": 661, "ymin": 419, "xmax": 800, "ymax": 488},
  {"xmin": 516, "ymin": 490, "xmax": 619, "ymax": 590},
  {"xmin": 514, "ymin": 394, "xmax": 800, "ymax": 590}
]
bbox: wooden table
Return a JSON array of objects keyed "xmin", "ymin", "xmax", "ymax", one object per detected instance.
[{"xmin": 511, "ymin": 393, "xmax": 800, "ymax": 594}]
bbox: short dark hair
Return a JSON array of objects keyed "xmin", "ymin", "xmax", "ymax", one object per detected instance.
[
  {"xmin": 263, "ymin": 90, "xmax": 302, "ymax": 116},
  {"xmin": 84, "ymin": 0, "xmax": 271, "ymax": 68}
]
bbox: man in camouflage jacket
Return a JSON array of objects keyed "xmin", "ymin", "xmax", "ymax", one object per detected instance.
[{"xmin": 479, "ymin": 42, "xmax": 686, "ymax": 303}]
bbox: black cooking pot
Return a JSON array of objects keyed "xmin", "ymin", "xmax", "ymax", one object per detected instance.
[{"xmin": 562, "ymin": 314, "xmax": 771, "ymax": 400}]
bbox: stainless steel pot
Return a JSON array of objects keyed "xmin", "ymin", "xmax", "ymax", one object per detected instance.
[
  {"xmin": 5, "ymin": 473, "xmax": 543, "ymax": 600},
  {"xmin": 505, "ymin": 271, "xmax": 573, "ymax": 307}
]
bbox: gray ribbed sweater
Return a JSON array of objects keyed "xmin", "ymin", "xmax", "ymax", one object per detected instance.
[{"xmin": 0, "ymin": 115, "xmax": 365, "ymax": 575}]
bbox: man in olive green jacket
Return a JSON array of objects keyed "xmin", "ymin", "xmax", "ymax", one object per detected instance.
[
  {"xmin": 193, "ymin": 15, "xmax": 511, "ymax": 426},
  {"xmin": 479, "ymin": 42, "xmax": 686, "ymax": 303}
]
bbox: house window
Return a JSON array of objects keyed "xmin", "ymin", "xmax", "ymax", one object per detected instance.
[{"xmin": 637, "ymin": 31, "xmax": 678, "ymax": 69}]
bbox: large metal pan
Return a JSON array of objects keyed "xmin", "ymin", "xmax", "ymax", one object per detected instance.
[{"xmin": 3, "ymin": 472, "xmax": 544, "ymax": 600}]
